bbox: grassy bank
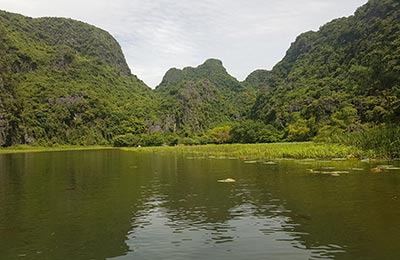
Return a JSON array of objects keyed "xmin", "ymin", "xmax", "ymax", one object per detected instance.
[
  {"xmin": 0, "ymin": 142, "xmax": 371, "ymax": 160},
  {"xmin": 0, "ymin": 145, "xmax": 113, "ymax": 154},
  {"xmin": 318, "ymin": 125, "xmax": 400, "ymax": 159},
  {"xmin": 122, "ymin": 142, "xmax": 368, "ymax": 160}
]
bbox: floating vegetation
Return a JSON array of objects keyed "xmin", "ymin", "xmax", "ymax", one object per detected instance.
[
  {"xmin": 322, "ymin": 167, "xmax": 336, "ymax": 170},
  {"xmin": 371, "ymin": 167, "xmax": 382, "ymax": 173},
  {"xmin": 307, "ymin": 169, "xmax": 321, "ymax": 174},
  {"xmin": 263, "ymin": 161, "xmax": 278, "ymax": 165},
  {"xmin": 332, "ymin": 158, "xmax": 347, "ymax": 161},
  {"xmin": 376, "ymin": 165, "xmax": 394, "ymax": 170},
  {"xmin": 386, "ymin": 167, "xmax": 400, "ymax": 170},
  {"xmin": 186, "ymin": 157, "xmax": 202, "ymax": 160},
  {"xmin": 308, "ymin": 169, "xmax": 349, "ymax": 175},
  {"xmin": 244, "ymin": 160, "xmax": 257, "ymax": 164},
  {"xmin": 217, "ymin": 178, "xmax": 236, "ymax": 183},
  {"xmin": 372, "ymin": 165, "xmax": 400, "ymax": 172}
]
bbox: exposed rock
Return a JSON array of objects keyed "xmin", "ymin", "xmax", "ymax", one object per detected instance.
[{"xmin": 48, "ymin": 94, "xmax": 85, "ymax": 106}]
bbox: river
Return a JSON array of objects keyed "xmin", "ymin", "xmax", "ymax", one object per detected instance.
[{"xmin": 0, "ymin": 150, "xmax": 399, "ymax": 259}]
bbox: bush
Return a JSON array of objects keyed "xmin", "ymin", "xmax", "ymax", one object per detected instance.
[
  {"xmin": 112, "ymin": 133, "xmax": 140, "ymax": 147},
  {"xmin": 179, "ymin": 136, "xmax": 201, "ymax": 146},
  {"xmin": 287, "ymin": 119, "xmax": 311, "ymax": 141},
  {"xmin": 141, "ymin": 133, "xmax": 165, "ymax": 147},
  {"xmin": 207, "ymin": 125, "xmax": 232, "ymax": 144},
  {"xmin": 230, "ymin": 120, "xmax": 282, "ymax": 143}
]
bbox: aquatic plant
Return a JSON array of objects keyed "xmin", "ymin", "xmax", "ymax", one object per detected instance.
[{"xmin": 123, "ymin": 142, "xmax": 364, "ymax": 160}]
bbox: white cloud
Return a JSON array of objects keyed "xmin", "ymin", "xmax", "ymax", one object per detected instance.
[{"xmin": 0, "ymin": 0, "xmax": 368, "ymax": 87}]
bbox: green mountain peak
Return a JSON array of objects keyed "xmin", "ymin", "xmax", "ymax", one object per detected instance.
[
  {"xmin": 1, "ymin": 0, "xmax": 399, "ymax": 147},
  {"xmin": 157, "ymin": 58, "xmax": 240, "ymax": 91},
  {"xmin": 252, "ymin": 0, "xmax": 400, "ymax": 140},
  {"xmin": 0, "ymin": 9, "xmax": 152, "ymax": 146}
]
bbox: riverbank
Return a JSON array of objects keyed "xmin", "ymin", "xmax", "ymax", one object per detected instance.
[
  {"xmin": 0, "ymin": 145, "xmax": 114, "ymax": 154},
  {"xmin": 122, "ymin": 142, "xmax": 371, "ymax": 160},
  {"xmin": 0, "ymin": 142, "xmax": 374, "ymax": 160}
]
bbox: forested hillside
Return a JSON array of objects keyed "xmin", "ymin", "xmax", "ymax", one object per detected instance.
[
  {"xmin": 0, "ymin": 0, "xmax": 399, "ymax": 149},
  {"xmin": 0, "ymin": 10, "xmax": 158, "ymax": 146},
  {"xmin": 252, "ymin": 0, "xmax": 400, "ymax": 141},
  {"xmin": 154, "ymin": 59, "xmax": 257, "ymax": 133}
]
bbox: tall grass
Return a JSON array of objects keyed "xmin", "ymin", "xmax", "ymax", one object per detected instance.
[
  {"xmin": 0, "ymin": 142, "xmax": 367, "ymax": 159},
  {"xmin": 320, "ymin": 125, "xmax": 400, "ymax": 159},
  {"xmin": 123, "ymin": 142, "xmax": 364, "ymax": 160},
  {"xmin": 0, "ymin": 145, "xmax": 114, "ymax": 154}
]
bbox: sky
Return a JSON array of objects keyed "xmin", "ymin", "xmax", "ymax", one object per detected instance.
[{"xmin": 0, "ymin": 0, "xmax": 367, "ymax": 87}]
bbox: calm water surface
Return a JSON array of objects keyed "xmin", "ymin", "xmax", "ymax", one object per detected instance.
[{"xmin": 0, "ymin": 150, "xmax": 399, "ymax": 260}]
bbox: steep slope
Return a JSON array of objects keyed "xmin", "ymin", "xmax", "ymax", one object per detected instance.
[
  {"xmin": 252, "ymin": 0, "xmax": 400, "ymax": 140},
  {"xmin": 154, "ymin": 59, "xmax": 257, "ymax": 133},
  {"xmin": 0, "ymin": 10, "xmax": 157, "ymax": 146},
  {"xmin": 243, "ymin": 69, "xmax": 273, "ymax": 90}
]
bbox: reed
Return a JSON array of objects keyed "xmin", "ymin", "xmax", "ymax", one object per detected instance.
[
  {"xmin": 0, "ymin": 145, "xmax": 113, "ymax": 154},
  {"xmin": 122, "ymin": 142, "xmax": 364, "ymax": 160},
  {"xmin": 0, "ymin": 141, "xmax": 375, "ymax": 160},
  {"xmin": 320, "ymin": 125, "xmax": 400, "ymax": 159}
]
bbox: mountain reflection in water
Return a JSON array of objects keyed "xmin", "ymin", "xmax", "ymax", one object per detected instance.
[{"xmin": 0, "ymin": 150, "xmax": 399, "ymax": 260}]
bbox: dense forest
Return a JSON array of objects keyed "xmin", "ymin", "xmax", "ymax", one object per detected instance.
[
  {"xmin": 252, "ymin": 0, "xmax": 400, "ymax": 140},
  {"xmin": 0, "ymin": 0, "xmax": 399, "ymax": 152}
]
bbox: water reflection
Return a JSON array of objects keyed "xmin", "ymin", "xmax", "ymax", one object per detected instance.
[
  {"xmin": 111, "ymin": 153, "xmax": 348, "ymax": 260},
  {"xmin": 0, "ymin": 151, "xmax": 147, "ymax": 260},
  {"xmin": 1, "ymin": 151, "xmax": 399, "ymax": 260}
]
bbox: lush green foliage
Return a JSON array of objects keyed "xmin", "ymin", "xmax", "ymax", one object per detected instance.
[
  {"xmin": 230, "ymin": 120, "xmax": 282, "ymax": 144},
  {"xmin": 243, "ymin": 69, "xmax": 273, "ymax": 90},
  {"xmin": 316, "ymin": 125, "xmax": 400, "ymax": 158},
  {"xmin": 155, "ymin": 59, "xmax": 258, "ymax": 132},
  {"xmin": 252, "ymin": 0, "xmax": 400, "ymax": 142},
  {"xmin": 1, "ymin": 0, "xmax": 399, "ymax": 158},
  {"xmin": 0, "ymin": 10, "xmax": 158, "ymax": 146}
]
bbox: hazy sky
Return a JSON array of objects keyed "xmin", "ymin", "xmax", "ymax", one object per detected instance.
[{"xmin": 0, "ymin": 0, "xmax": 367, "ymax": 87}]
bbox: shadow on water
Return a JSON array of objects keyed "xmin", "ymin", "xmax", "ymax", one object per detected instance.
[
  {"xmin": 0, "ymin": 150, "xmax": 152, "ymax": 260},
  {"xmin": 1, "ymin": 150, "xmax": 400, "ymax": 259}
]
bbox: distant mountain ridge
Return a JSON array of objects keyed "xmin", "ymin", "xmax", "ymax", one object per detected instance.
[
  {"xmin": 154, "ymin": 59, "xmax": 257, "ymax": 133},
  {"xmin": 1, "ymin": 0, "xmax": 399, "ymax": 146},
  {"xmin": 157, "ymin": 58, "xmax": 242, "ymax": 91}
]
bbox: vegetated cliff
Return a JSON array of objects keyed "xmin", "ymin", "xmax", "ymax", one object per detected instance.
[
  {"xmin": 251, "ymin": 0, "xmax": 400, "ymax": 141},
  {"xmin": 1, "ymin": 0, "xmax": 399, "ymax": 147},
  {"xmin": 243, "ymin": 69, "xmax": 273, "ymax": 91},
  {"xmin": 154, "ymin": 59, "xmax": 257, "ymax": 133},
  {"xmin": 0, "ymin": 10, "xmax": 157, "ymax": 146}
]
